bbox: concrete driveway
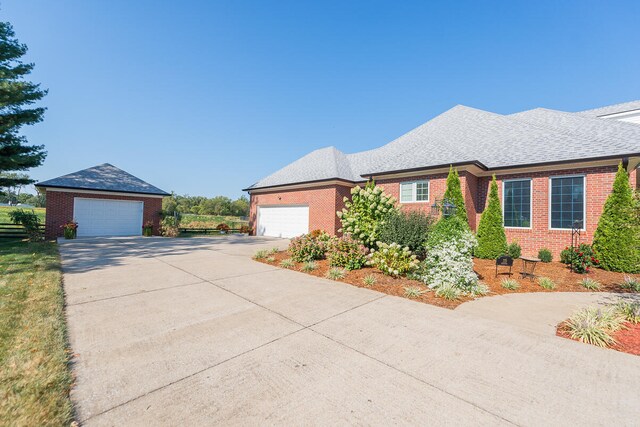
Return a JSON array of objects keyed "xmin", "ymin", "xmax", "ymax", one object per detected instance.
[{"xmin": 60, "ymin": 237, "xmax": 640, "ymax": 426}]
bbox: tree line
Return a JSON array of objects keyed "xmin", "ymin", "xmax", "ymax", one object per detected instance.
[{"xmin": 162, "ymin": 193, "xmax": 249, "ymax": 217}]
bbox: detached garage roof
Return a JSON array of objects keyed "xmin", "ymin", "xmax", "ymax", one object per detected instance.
[{"xmin": 36, "ymin": 163, "xmax": 170, "ymax": 196}]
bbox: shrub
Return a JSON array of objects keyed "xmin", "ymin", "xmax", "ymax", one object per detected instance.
[
  {"xmin": 239, "ymin": 225, "xmax": 252, "ymax": 234},
  {"xmin": 538, "ymin": 248, "xmax": 553, "ymax": 263},
  {"xmin": 538, "ymin": 277, "xmax": 556, "ymax": 290},
  {"xmin": 160, "ymin": 216, "xmax": 180, "ymax": 237},
  {"xmin": 506, "ymin": 242, "xmax": 521, "ymax": 259},
  {"xmin": 475, "ymin": 175, "xmax": 507, "ymax": 259},
  {"xmin": 368, "ymin": 242, "xmax": 419, "ymax": 277},
  {"xmin": 280, "ymin": 258, "xmax": 295, "ymax": 269},
  {"xmin": 337, "ymin": 182, "xmax": 398, "ymax": 247},
  {"xmin": 620, "ymin": 276, "xmax": 640, "ymax": 292},
  {"xmin": 253, "ymin": 250, "xmax": 268, "ymax": 260},
  {"xmin": 325, "ymin": 267, "xmax": 346, "ymax": 280},
  {"xmin": 301, "ymin": 261, "xmax": 318, "ymax": 272},
  {"xmin": 288, "ymin": 233, "xmax": 329, "ymax": 262},
  {"xmin": 501, "ymin": 279, "xmax": 520, "ymax": 290},
  {"xmin": 404, "ymin": 286, "xmax": 426, "ymax": 298},
  {"xmin": 564, "ymin": 306, "xmax": 625, "ymax": 347},
  {"xmin": 473, "ymin": 282, "xmax": 490, "ymax": 296},
  {"xmin": 616, "ymin": 300, "xmax": 640, "ymax": 324},
  {"xmin": 422, "ymin": 229, "xmax": 481, "ymax": 295},
  {"xmin": 435, "ymin": 283, "xmax": 461, "ymax": 300},
  {"xmin": 424, "ymin": 215, "xmax": 469, "ymax": 250},
  {"xmin": 593, "ymin": 163, "xmax": 640, "ymax": 273},
  {"xmin": 579, "ymin": 278, "xmax": 601, "ymax": 291},
  {"xmin": 328, "ymin": 236, "xmax": 369, "ymax": 270},
  {"xmin": 269, "ymin": 247, "xmax": 280, "ymax": 255},
  {"xmin": 363, "ymin": 274, "xmax": 377, "ymax": 287},
  {"xmin": 378, "ymin": 210, "xmax": 434, "ymax": 257},
  {"xmin": 442, "ymin": 166, "xmax": 469, "ymax": 227},
  {"xmin": 564, "ymin": 244, "xmax": 599, "ymax": 274},
  {"xmin": 9, "ymin": 209, "xmax": 43, "ymax": 242},
  {"xmin": 216, "ymin": 223, "xmax": 230, "ymax": 232},
  {"xmin": 266, "ymin": 256, "xmax": 276, "ymax": 263},
  {"xmin": 560, "ymin": 247, "xmax": 573, "ymax": 264}
]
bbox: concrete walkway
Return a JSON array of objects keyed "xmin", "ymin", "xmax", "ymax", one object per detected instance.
[{"xmin": 60, "ymin": 237, "xmax": 640, "ymax": 426}]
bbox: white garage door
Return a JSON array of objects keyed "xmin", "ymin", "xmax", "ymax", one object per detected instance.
[
  {"xmin": 257, "ymin": 205, "xmax": 309, "ymax": 238},
  {"xmin": 74, "ymin": 198, "xmax": 144, "ymax": 237}
]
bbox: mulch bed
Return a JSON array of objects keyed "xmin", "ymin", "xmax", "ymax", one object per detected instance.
[
  {"xmin": 258, "ymin": 251, "xmax": 639, "ymax": 310},
  {"xmin": 556, "ymin": 322, "xmax": 640, "ymax": 356}
]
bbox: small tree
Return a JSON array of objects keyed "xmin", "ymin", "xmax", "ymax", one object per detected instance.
[
  {"xmin": 443, "ymin": 166, "xmax": 469, "ymax": 227},
  {"xmin": 475, "ymin": 175, "xmax": 507, "ymax": 259},
  {"xmin": 337, "ymin": 181, "xmax": 398, "ymax": 247},
  {"xmin": 593, "ymin": 163, "xmax": 640, "ymax": 273}
]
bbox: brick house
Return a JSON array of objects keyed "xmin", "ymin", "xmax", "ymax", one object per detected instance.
[
  {"xmin": 36, "ymin": 163, "xmax": 169, "ymax": 239},
  {"xmin": 245, "ymin": 100, "xmax": 640, "ymax": 257}
]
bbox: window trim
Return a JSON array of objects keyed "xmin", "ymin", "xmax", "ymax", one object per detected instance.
[
  {"xmin": 548, "ymin": 174, "xmax": 586, "ymax": 231},
  {"xmin": 502, "ymin": 178, "xmax": 533, "ymax": 230},
  {"xmin": 399, "ymin": 180, "xmax": 430, "ymax": 203}
]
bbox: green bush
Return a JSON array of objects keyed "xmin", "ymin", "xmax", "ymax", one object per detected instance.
[
  {"xmin": 620, "ymin": 275, "xmax": 640, "ymax": 292},
  {"xmin": 378, "ymin": 210, "xmax": 434, "ymax": 257},
  {"xmin": 327, "ymin": 236, "xmax": 369, "ymax": 270},
  {"xmin": 160, "ymin": 216, "xmax": 180, "ymax": 237},
  {"xmin": 564, "ymin": 306, "xmax": 625, "ymax": 348},
  {"xmin": 538, "ymin": 277, "xmax": 556, "ymax": 290},
  {"xmin": 8, "ymin": 209, "xmax": 43, "ymax": 242},
  {"xmin": 337, "ymin": 181, "xmax": 399, "ymax": 247},
  {"xmin": 562, "ymin": 243, "xmax": 599, "ymax": 274},
  {"xmin": 538, "ymin": 248, "xmax": 553, "ymax": 263},
  {"xmin": 507, "ymin": 242, "xmax": 521, "ymax": 259},
  {"xmin": 425, "ymin": 215, "xmax": 469, "ymax": 251},
  {"xmin": 593, "ymin": 163, "xmax": 640, "ymax": 273},
  {"xmin": 443, "ymin": 166, "xmax": 469, "ymax": 227},
  {"xmin": 288, "ymin": 233, "xmax": 330, "ymax": 262},
  {"xmin": 475, "ymin": 176, "xmax": 507, "ymax": 259},
  {"xmin": 369, "ymin": 242, "xmax": 419, "ymax": 277}
]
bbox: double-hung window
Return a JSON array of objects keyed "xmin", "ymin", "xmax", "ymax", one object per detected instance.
[
  {"xmin": 400, "ymin": 180, "xmax": 429, "ymax": 203},
  {"xmin": 550, "ymin": 176, "xmax": 585, "ymax": 229},
  {"xmin": 503, "ymin": 179, "xmax": 531, "ymax": 228}
]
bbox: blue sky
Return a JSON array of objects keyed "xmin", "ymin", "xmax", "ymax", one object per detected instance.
[{"xmin": 3, "ymin": 0, "xmax": 640, "ymax": 197}]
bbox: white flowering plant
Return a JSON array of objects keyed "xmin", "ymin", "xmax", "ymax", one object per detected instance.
[
  {"xmin": 337, "ymin": 181, "xmax": 399, "ymax": 247},
  {"xmin": 368, "ymin": 242, "xmax": 420, "ymax": 277}
]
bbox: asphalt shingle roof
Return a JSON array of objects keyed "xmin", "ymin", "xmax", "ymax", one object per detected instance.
[
  {"xmin": 36, "ymin": 163, "xmax": 170, "ymax": 196},
  {"xmin": 246, "ymin": 102, "xmax": 640, "ymax": 190},
  {"xmin": 578, "ymin": 100, "xmax": 640, "ymax": 117}
]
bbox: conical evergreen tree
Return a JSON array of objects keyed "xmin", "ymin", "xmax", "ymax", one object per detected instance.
[
  {"xmin": 0, "ymin": 21, "xmax": 47, "ymax": 189},
  {"xmin": 593, "ymin": 163, "xmax": 640, "ymax": 273},
  {"xmin": 443, "ymin": 166, "xmax": 469, "ymax": 227},
  {"xmin": 475, "ymin": 175, "xmax": 507, "ymax": 259}
]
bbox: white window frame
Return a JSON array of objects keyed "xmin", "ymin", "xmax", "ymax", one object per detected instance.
[
  {"xmin": 502, "ymin": 178, "xmax": 532, "ymax": 229},
  {"xmin": 399, "ymin": 180, "xmax": 430, "ymax": 203},
  {"xmin": 548, "ymin": 174, "xmax": 586, "ymax": 231}
]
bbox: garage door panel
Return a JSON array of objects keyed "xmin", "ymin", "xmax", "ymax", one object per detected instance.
[
  {"xmin": 74, "ymin": 198, "xmax": 144, "ymax": 237},
  {"xmin": 257, "ymin": 206, "xmax": 309, "ymax": 238}
]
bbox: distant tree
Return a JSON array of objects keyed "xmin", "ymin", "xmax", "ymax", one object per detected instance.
[
  {"xmin": 0, "ymin": 172, "xmax": 30, "ymax": 202},
  {"xmin": 443, "ymin": 166, "xmax": 469, "ymax": 227},
  {"xmin": 593, "ymin": 163, "xmax": 640, "ymax": 273},
  {"xmin": 475, "ymin": 175, "xmax": 507, "ymax": 259},
  {"xmin": 0, "ymin": 21, "xmax": 47, "ymax": 188},
  {"xmin": 230, "ymin": 196, "xmax": 249, "ymax": 217}
]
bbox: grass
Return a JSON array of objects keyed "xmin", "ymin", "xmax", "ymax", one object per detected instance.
[
  {"xmin": 579, "ymin": 277, "xmax": 601, "ymax": 291},
  {"xmin": 279, "ymin": 258, "xmax": 295, "ymax": 269},
  {"xmin": 325, "ymin": 267, "xmax": 346, "ymax": 280},
  {"xmin": 435, "ymin": 283, "xmax": 461, "ymax": 300},
  {"xmin": 0, "ymin": 240, "xmax": 74, "ymax": 426},
  {"xmin": 538, "ymin": 277, "xmax": 556, "ymax": 290},
  {"xmin": 253, "ymin": 250, "xmax": 268, "ymax": 260},
  {"xmin": 404, "ymin": 286, "xmax": 426, "ymax": 299},
  {"xmin": 616, "ymin": 300, "xmax": 640, "ymax": 324},
  {"xmin": 179, "ymin": 214, "xmax": 248, "ymax": 229},
  {"xmin": 0, "ymin": 206, "xmax": 46, "ymax": 224},
  {"xmin": 501, "ymin": 278, "xmax": 520, "ymax": 290},
  {"xmin": 301, "ymin": 261, "xmax": 318, "ymax": 272},
  {"xmin": 363, "ymin": 274, "xmax": 377, "ymax": 287},
  {"xmin": 266, "ymin": 256, "xmax": 276, "ymax": 263},
  {"xmin": 564, "ymin": 306, "xmax": 625, "ymax": 348},
  {"xmin": 620, "ymin": 276, "xmax": 640, "ymax": 292}
]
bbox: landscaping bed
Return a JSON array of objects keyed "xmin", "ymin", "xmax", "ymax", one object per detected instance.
[{"xmin": 557, "ymin": 319, "xmax": 640, "ymax": 357}]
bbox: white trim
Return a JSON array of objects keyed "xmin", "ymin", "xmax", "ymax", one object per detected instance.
[
  {"xmin": 548, "ymin": 174, "xmax": 587, "ymax": 231},
  {"xmin": 502, "ymin": 178, "xmax": 532, "ymax": 229},
  {"xmin": 42, "ymin": 187, "xmax": 165, "ymax": 199},
  {"xmin": 399, "ymin": 180, "xmax": 430, "ymax": 203},
  {"xmin": 247, "ymin": 180, "xmax": 357, "ymax": 194}
]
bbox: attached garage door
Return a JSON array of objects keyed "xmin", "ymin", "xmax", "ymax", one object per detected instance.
[
  {"xmin": 257, "ymin": 205, "xmax": 309, "ymax": 238},
  {"xmin": 74, "ymin": 198, "xmax": 144, "ymax": 237}
]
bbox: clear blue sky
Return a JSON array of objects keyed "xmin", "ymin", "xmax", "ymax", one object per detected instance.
[{"xmin": 4, "ymin": 0, "xmax": 640, "ymax": 198}]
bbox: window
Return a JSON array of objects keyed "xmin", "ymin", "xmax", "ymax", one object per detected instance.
[
  {"xmin": 503, "ymin": 179, "xmax": 531, "ymax": 228},
  {"xmin": 550, "ymin": 176, "xmax": 585, "ymax": 229},
  {"xmin": 400, "ymin": 180, "xmax": 429, "ymax": 203}
]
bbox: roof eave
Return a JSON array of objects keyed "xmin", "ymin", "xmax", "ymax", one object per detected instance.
[
  {"xmin": 243, "ymin": 177, "xmax": 362, "ymax": 192},
  {"xmin": 35, "ymin": 183, "xmax": 170, "ymax": 197},
  {"xmin": 361, "ymin": 160, "xmax": 489, "ymax": 178}
]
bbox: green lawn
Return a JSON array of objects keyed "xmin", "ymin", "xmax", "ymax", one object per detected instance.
[
  {"xmin": 0, "ymin": 240, "xmax": 74, "ymax": 426},
  {"xmin": 0, "ymin": 207, "xmax": 46, "ymax": 224},
  {"xmin": 180, "ymin": 213, "xmax": 248, "ymax": 229}
]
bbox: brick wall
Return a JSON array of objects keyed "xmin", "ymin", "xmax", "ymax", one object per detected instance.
[
  {"xmin": 376, "ymin": 173, "xmax": 448, "ymax": 216},
  {"xmin": 45, "ymin": 190, "xmax": 163, "ymax": 239}
]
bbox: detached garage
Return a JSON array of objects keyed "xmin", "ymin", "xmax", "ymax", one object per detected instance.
[{"xmin": 36, "ymin": 163, "xmax": 169, "ymax": 239}]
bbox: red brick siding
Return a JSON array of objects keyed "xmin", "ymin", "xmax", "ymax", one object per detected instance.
[
  {"xmin": 44, "ymin": 190, "xmax": 163, "ymax": 239},
  {"xmin": 376, "ymin": 174, "xmax": 448, "ymax": 216}
]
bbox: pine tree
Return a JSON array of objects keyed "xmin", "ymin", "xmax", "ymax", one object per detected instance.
[
  {"xmin": 0, "ymin": 21, "xmax": 47, "ymax": 189},
  {"xmin": 475, "ymin": 175, "xmax": 508, "ymax": 259},
  {"xmin": 593, "ymin": 163, "xmax": 640, "ymax": 273},
  {"xmin": 443, "ymin": 166, "xmax": 469, "ymax": 227}
]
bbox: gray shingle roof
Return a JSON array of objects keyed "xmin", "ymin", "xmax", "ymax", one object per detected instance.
[
  {"xmin": 36, "ymin": 163, "xmax": 169, "ymax": 196},
  {"xmin": 578, "ymin": 100, "xmax": 640, "ymax": 117},
  {"xmin": 246, "ymin": 103, "xmax": 640, "ymax": 190}
]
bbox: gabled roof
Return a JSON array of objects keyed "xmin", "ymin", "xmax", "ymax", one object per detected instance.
[
  {"xmin": 578, "ymin": 100, "xmax": 640, "ymax": 117},
  {"xmin": 36, "ymin": 163, "xmax": 170, "ymax": 196},
  {"xmin": 246, "ymin": 101, "xmax": 640, "ymax": 191}
]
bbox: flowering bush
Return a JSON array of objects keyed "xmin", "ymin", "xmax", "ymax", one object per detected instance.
[
  {"xmin": 10, "ymin": 209, "xmax": 44, "ymax": 242},
  {"xmin": 61, "ymin": 220, "xmax": 78, "ymax": 240},
  {"xmin": 216, "ymin": 223, "xmax": 230, "ymax": 232},
  {"xmin": 337, "ymin": 182, "xmax": 398, "ymax": 247},
  {"xmin": 239, "ymin": 224, "xmax": 252, "ymax": 234},
  {"xmin": 328, "ymin": 236, "xmax": 369, "ymax": 270},
  {"xmin": 142, "ymin": 221, "xmax": 154, "ymax": 236},
  {"xmin": 160, "ymin": 216, "xmax": 180, "ymax": 237},
  {"xmin": 288, "ymin": 233, "xmax": 331, "ymax": 262},
  {"xmin": 422, "ymin": 229, "xmax": 482, "ymax": 295},
  {"xmin": 560, "ymin": 244, "xmax": 599, "ymax": 274},
  {"xmin": 368, "ymin": 242, "xmax": 419, "ymax": 277}
]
